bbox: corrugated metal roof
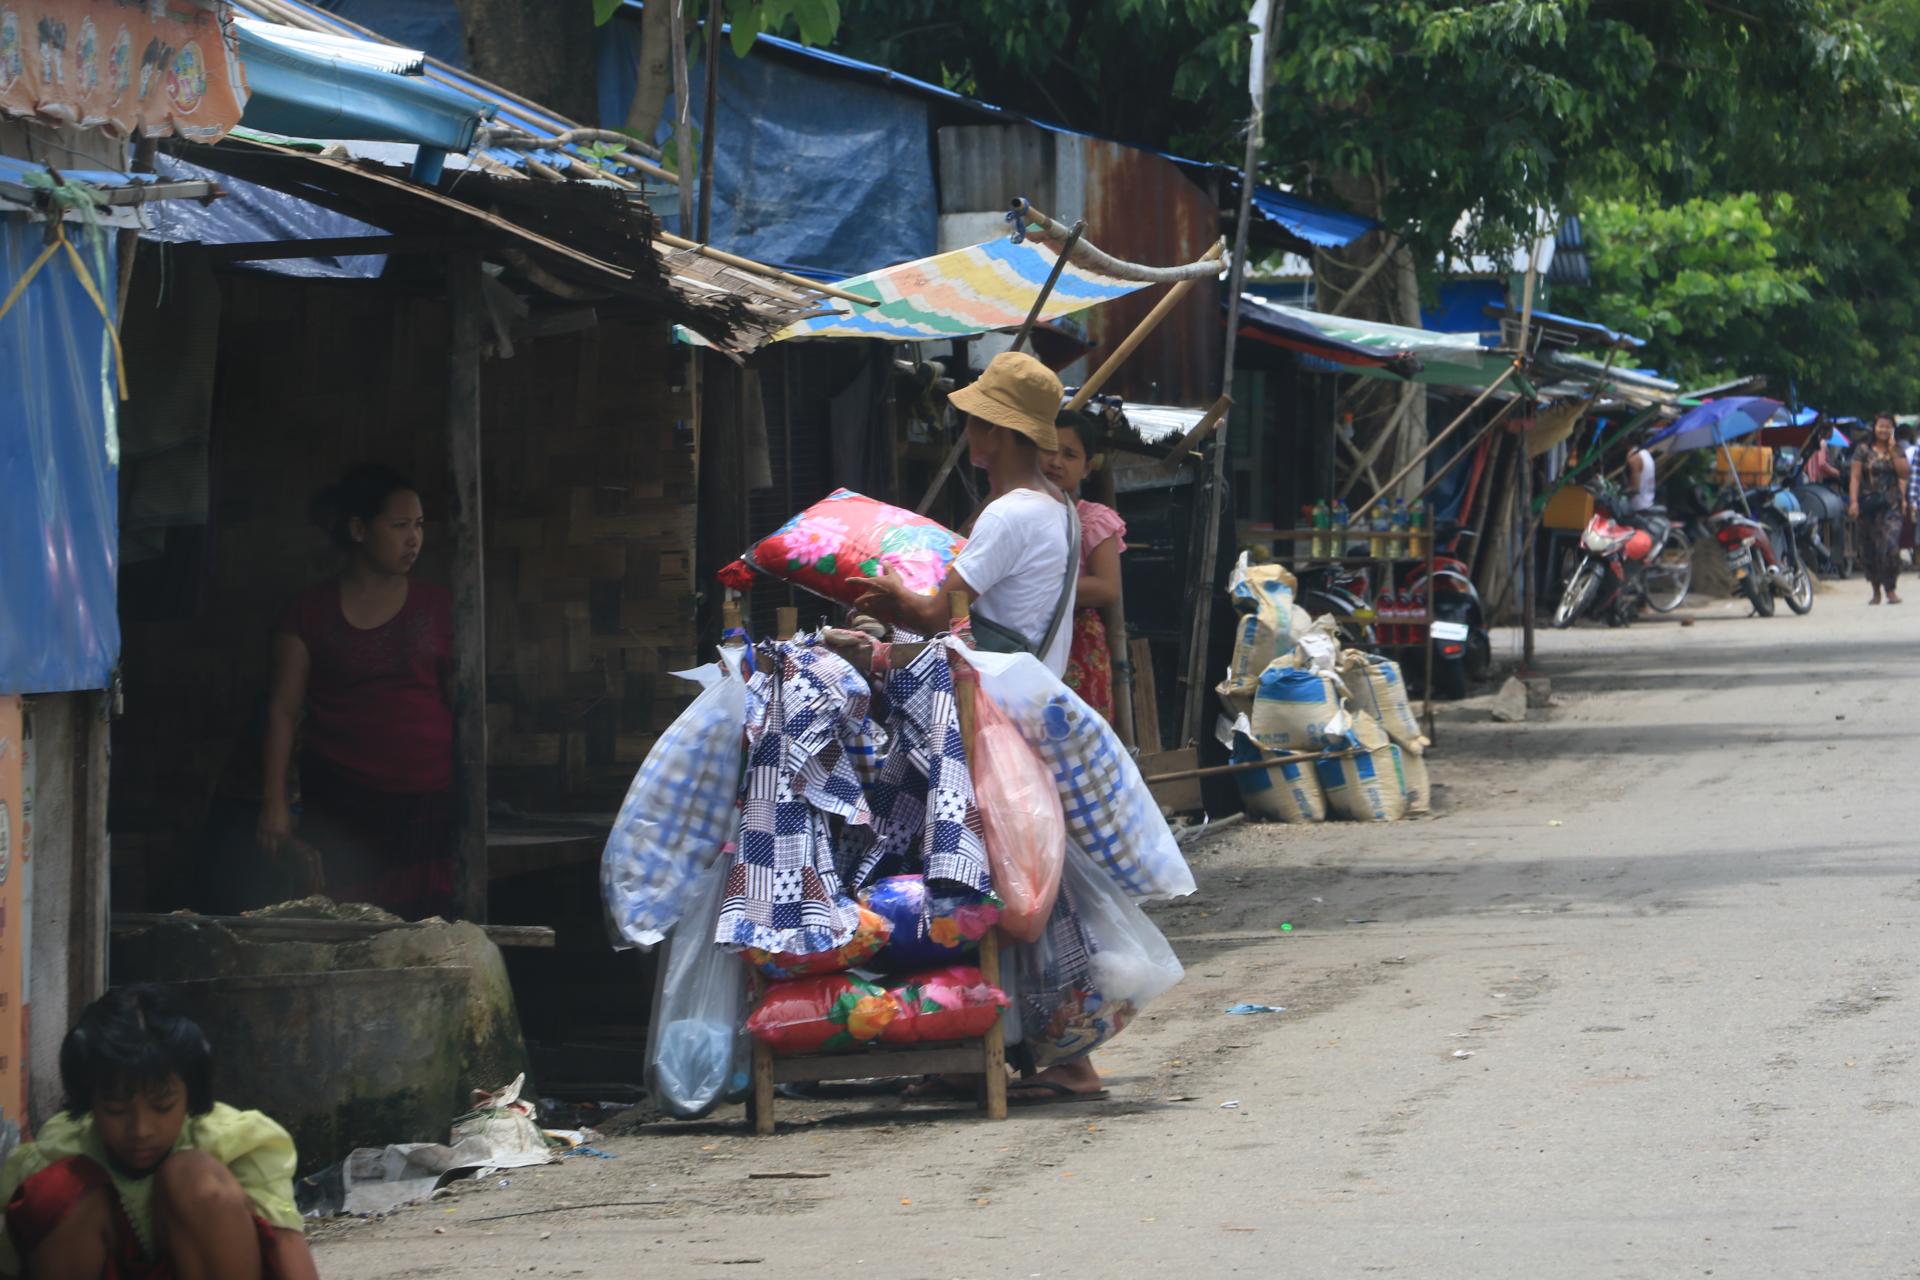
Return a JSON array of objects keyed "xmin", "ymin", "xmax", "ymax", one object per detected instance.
[{"xmin": 234, "ymin": 17, "xmax": 492, "ymax": 151}]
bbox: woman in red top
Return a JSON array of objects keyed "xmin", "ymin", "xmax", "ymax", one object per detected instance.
[{"xmin": 256, "ymin": 465, "xmax": 456, "ymax": 919}]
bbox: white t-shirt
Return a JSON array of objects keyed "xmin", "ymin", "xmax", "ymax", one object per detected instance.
[
  {"xmin": 1628, "ymin": 448, "xmax": 1657, "ymax": 511},
  {"xmin": 955, "ymin": 487, "xmax": 1077, "ymax": 675}
]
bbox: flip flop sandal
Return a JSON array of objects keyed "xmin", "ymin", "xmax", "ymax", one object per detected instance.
[{"xmin": 1008, "ymin": 1080, "xmax": 1111, "ymax": 1107}]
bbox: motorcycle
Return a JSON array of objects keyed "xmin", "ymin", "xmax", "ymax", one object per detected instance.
[
  {"xmin": 1295, "ymin": 524, "xmax": 1491, "ymax": 700},
  {"xmin": 1705, "ymin": 498, "xmax": 1813, "ymax": 616},
  {"xmin": 1552, "ymin": 484, "xmax": 1693, "ymax": 628}
]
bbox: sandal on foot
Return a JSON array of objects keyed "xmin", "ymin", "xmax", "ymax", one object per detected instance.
[{"xmin": 1008, "ymin": 1080, "xmax": 1110, "ymax": 1107}]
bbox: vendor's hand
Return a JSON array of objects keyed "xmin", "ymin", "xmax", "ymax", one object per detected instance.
[
  {"xmin": 820, "ymin": 627, "xmax": 876, "ymax": 673},
  {"xmin": 257, "ymin": 798, "xmax": 293, "ymax": 855},
  {"xmin": 1849, "ymin": 502, "xmax": 1861, "ymax": 518},
  {"xmin": 849, "ymin": 566, "xmax": 906, "ymax": 616}
]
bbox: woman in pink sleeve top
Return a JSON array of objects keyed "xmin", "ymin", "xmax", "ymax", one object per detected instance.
[{"xmin": 1044, "ymin": 415, "xmax": 1127, "ymax": 721}]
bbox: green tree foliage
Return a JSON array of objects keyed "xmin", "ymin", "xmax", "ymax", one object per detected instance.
[{"xmin": 1567, "ymin": 194, "xmax": 1818, "ymax": 386}]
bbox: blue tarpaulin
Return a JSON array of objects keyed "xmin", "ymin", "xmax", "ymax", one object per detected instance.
[
  {"xmin": 145, "ymin": 153, "xmax": 391, "ymax": 280},
  {"xmin": 599, "ymin": 22, "xmax": 936, "ymax": 276},
  {"xmin": 0, "ymin": 215, "xmax": 121, "ymax": 693}
]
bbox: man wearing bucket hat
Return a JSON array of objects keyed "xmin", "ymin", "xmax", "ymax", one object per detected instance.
[{"xmin": 852, "ymin": 351, "xmax": 1081, "ymax": 675}]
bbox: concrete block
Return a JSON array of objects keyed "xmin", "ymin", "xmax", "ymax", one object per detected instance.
[{"xmin": 1524, "ymin": 676, "xmax": 1554, "ymax": 708}]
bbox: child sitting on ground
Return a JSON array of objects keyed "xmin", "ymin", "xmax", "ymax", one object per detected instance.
[{"xmin": 0, "ymin": 986, "xmax": 318, "ymax": 1280}]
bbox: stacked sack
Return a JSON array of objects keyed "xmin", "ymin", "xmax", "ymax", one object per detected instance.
[
  {"xmin": 1218, "ymin": 614, "xmax": 1429, "ymax": 824},
  {"xmin": 1337, "ymin": 650, "xmax": 1430, "ymax": 816}
]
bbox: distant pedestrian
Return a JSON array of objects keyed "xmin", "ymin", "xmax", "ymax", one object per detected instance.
[
  {"xmin": 1849, "ymin": 412, "xmax": 1911, "ymax": 604},
  {"xmin": 1626, "ymin": 431, "xmax": 1659, "ymax": 513},
  {"xmin": 1900, "ymin": 425, "xmax": 1919, "ymax": 557}
]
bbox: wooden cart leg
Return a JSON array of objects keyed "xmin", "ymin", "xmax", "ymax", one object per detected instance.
[
  {"xmin": 751, "ymin": 1040, "xmax": 776, "ymax": 1135},
  {"xmin": 978, "ymin": 928, "xmax": 1008, "ymax": 1120},
  {"xmin": 748, "ymin": 972, "xmax": 776, "ymax": 1135}
]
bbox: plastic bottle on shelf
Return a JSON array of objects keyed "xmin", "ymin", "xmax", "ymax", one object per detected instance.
[
  {"xmin": 1369, "ymin": 507, "xmax": 1390, "ymax": 558},
  {"xmin": 1408, "ymin": 499, "xmax": 1428, "ymax": 559},
  {"xmin": 1331, "ymin": 498, "xmax": 1350, "ymax": 559},
  {"xmin": 1390, "ymin": 498, "xmax": 1410, "ymax": 559},
  {"xmin": 1411, "ymin": 585, "xmax": 1429, "ymax": 641},
  {"xmin": 1311, "ymin": 499, "xmax": 1331, "ymax": 560}
]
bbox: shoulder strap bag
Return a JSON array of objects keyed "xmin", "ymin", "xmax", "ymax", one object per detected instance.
[{"xmin": 970, "ymin": 497, "xmax": 1081, "ymax": 659}]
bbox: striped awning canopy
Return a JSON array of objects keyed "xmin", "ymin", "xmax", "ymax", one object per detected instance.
[{"xmin": 771, "ymin": 236, "xmax": 1155, "ymax": 343}]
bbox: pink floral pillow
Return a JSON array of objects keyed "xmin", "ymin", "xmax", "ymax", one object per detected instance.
[{"xmin": 742, "ymin": 489, "xmax": 966, "ymax": 608}]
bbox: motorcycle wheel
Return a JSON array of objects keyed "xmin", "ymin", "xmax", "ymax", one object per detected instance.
[
  {"xmin": 1642, "ymin": 529, "xmax": 1693, "ymax": 613},
  {"xmin": 1465, "ymin": 626, "xmax": 1492, "ymax": 684},
  {"xmin": 1784, "ymin": 562, "xmax": 1815, "ymax": 614},
  {"xmin": 1553, "ymin": 558, "xmax": 1602, "ymax": 628},
  {"xmin": 1745, "ymin": 547, "xmax": 1775, "ymax": 616}
]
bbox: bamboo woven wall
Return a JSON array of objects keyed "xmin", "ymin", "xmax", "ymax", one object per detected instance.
[{"xmin": 111, "ymin": 268, "xmax": 695, "ymax": 912}]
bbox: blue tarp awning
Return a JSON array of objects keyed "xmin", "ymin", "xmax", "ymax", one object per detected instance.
[{"xmin": 1249, "ymin": 185, "xmax": 1376, "ymax": 249}]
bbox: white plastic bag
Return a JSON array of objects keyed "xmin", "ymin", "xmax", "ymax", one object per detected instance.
[
  {"xmin": 646, "ymin": 859, "xmax": 750, "ymax": 1119},
  {"xmin": 1009, "ymin": 850, "xmax": 1186, "ymax": 1069},
  {"xmin": 601, "ymin": 647, "xmax": 748, "ymax": 949},
  {"xmin": 953, "ymin": 644, "xmax": 1195, "ymax": 900}
]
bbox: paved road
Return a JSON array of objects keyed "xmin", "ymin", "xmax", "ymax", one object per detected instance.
[{"xmin": 319, "ymin": 593, "xmax": 1920, "ymax": 1279}]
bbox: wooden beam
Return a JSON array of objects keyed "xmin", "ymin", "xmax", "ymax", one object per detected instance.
[
  {"xmin": 199, "ymin": 236, "xmax": 466, "ymax": 264},
  {"xmin": 447, "ymin": 254, "xmax": 489, "ymax": 923},
  {"xmin": 110, "ymin": 914, "xmax": 555, "ymax": 948},
  {"xmin": 68, "ymin": 694, "xmax": 109, "ymax": 1009}
]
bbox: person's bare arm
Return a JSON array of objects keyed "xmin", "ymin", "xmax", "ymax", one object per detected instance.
[
  {"xmin": 850, "ymin": 564, "xmax": 976, "ymax": 635},
  {"xmin": 256, "ymin": 633, "xmax": 309, "ymax": 855},
  {"xmin": 269, "ymin": 1227, "xmax": 321, "ymax": 1280},
  {"xmin": 1075, "ymin": 536, "xmax": 1122, "ymax": 610},
  {"xmin": 1850, "ymin": 457, "xmax": 1863, "ymax": 515}
]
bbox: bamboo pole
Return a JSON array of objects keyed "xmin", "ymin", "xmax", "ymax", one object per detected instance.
[
  {"xmin": 697, "ymin": 0, "xmax": 722, "ymax": 243},
  {"xmin": 654, "ymin": 231, "xmax": 876, "ymax": 308},
  {"xmin": 1515, "ymin": 233, "xmax": 1544, "ymax": 667},
  {"xmin": 668, "ymin": 0, "xmax": 695, "ymax": 236},
  {"xmin": 1066, "ymin": 241, "xmax": 1226, "ymax": 415},
  {"xmin": 1348, "ymin": 361, "xmax": 1522, "ymax": 524},
  {"xmin": 1143, "ymin": 745, "xmax": 1357, "ymax": 786},
  {"xmin": 1011, "ymin": 200, "xmax": 1228, "ymax": 284},
  {"xmin": 1408, "ymin": 396, "xmax": 1526, "ymax": 508}
]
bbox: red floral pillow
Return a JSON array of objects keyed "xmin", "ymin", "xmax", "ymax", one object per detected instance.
[{"xmin": 739, "ymin": 489, "xmax": 966, "ymax": 608}]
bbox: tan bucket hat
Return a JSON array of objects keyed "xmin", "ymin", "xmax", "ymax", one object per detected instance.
[{"xmin": 948, "ymin": 351, "xmax": 1062, "ymax": 451}]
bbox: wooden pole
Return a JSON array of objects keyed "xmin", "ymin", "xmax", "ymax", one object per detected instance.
[
  {"xmin": 1515, "ymin": 232, "xmax": 1544, "ymax": 669},
  {"xmin": 1087, "ymin": 462, "xmax": 1135, "ymax": 748},
  {"xmin": 948, "ymin": 592, "xmax": 1007, "ymax": 1121},
  {"xmin": 697, "ymin": 0, "xmax": 722, "ymax": 243},
  {"xmin": 1406, "ymin": 395, "xmax": 1526, "ymax": 509},
  {"xmin": 1178, "ymin": 0, "xmax": 1280, "ymax": 748},
  {"xmin": 447, "ymin": 253, "xmax": 489, "ymax": 922}
]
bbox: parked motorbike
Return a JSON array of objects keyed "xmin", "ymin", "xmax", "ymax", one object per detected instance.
[
  {"xmin": 1704, "ymin": 498, "xmax": 1813, "ymax": 616},
  {"xmin": 1294, "ymin": 523, "xmax": 1490, "ymax": 700},
  {"xmin": 1552, "ymin": 484, "xmax": 1693, "ymax": 628}
]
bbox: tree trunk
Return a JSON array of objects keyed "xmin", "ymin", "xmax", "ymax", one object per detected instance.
[
  {"xmin": 452, "ymin": 0, "xmax": 600, "ymax": 125},
  {"xmin": 624, "ymin": 0, "xmax": 673, "ymax": 138}
]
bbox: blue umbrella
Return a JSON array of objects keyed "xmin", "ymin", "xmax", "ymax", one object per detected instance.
[{"xmin": 1646, "ymin": 397, "xmax": 1785, "ymax": 453}]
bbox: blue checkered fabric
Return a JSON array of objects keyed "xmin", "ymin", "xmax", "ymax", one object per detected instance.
[
  {"xmin": 1028, "ymin": 691, "xmax": 1190, "ymax": 898},
  {"xmin": 600, "ymin": 662, "xmax": 749, "ymax": 948},
  {"xmin": 714, "ymin": 644, "xmax": 877, "ymax": 955},
  {"xmin": 842, "ymin": 643, "xmax": 991, "ymax": 896}
]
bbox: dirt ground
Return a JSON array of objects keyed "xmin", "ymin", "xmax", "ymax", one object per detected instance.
[{"xmin": 315, "ymin": 587, "xmax": 1920, "ymax": 1278}]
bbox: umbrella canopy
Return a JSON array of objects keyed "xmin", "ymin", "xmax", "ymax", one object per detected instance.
[{"xmin": 1646, "ymin": 397, "xmax": 1784, "ymax": 453}]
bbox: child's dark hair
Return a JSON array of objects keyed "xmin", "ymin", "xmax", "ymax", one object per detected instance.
[
  {"xmin": 310, "ymin": 463, "xmax": 416, "ymax": 551},
  {"xmin": 60, "ymin": 985, "xmax": 214, "ymax": 1117},
  {"xmin": 1054, "ymin": 408, "xmax": 1104, "ymax": 455}
]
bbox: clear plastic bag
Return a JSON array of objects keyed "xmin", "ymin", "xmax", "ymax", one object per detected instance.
[
  {"xmin": 952, "ymin": 644, "xmax": 1195, "ymax": 901},
  {"xmin": 646, "ymin": 858, "xmax": 750, "ymax": 1119},
  {"xmin": 601, "ymin": 647, "xmax": 748, "ymax": 949},
  {"xmin": 1009, "ymin": 850, "xmax": 1186, "ymax": 1069},
  {"xmin": 970, "ymin": 689, "xmax": 1066, "ymax": 941}
]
